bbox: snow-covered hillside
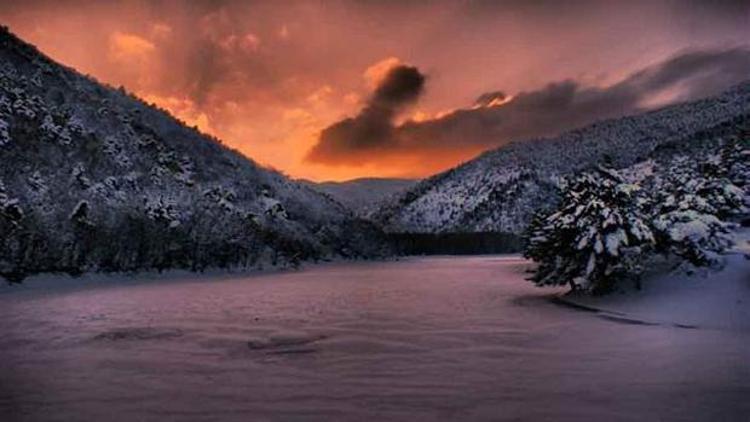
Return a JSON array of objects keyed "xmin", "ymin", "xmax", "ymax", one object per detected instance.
[
  {"xmin": 0, "ymin": 27, "xmax": 390, "ymax": 282},
  {"xmin": 373, "ymin": 83, "xmax": 750, "ymax": 234},
  {"xmin": 302, "ymin": 178, "xmax": 416, "ymax": 217}
]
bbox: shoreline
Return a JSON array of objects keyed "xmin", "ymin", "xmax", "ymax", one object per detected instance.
[
  {"xmin": 0, "ymin": 256, "xmax": 393, "ymax": 295},
  {"xmin": 552, "ymin": 251, "xmax": 750, "ymax": 332},
  {"xmin": 4, "ymin": 251, "xmax": 746, "ymax": 333},
  {"xmin": 0, "ymin": 254, "xmax": 525, "ymax": 296}
]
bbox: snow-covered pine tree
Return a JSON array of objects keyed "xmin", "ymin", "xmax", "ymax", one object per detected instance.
[
  {"xmin": 723, "ymin": 137, "xmax": 750, "ymax": 225},
  {"xmin": 0, "ymin": 117, "xmax": 10, "ymax": 146},
  {"xmin": 144, "ymin": 195, "xmax": 182, "ymax": 228},
  {"xmin": 716, "ymin": 138, "xmax": 750, "ymax": 218},
  {"xmin": 650, "ymin": 150, "xmax": 746, "ymax": 267},
  {"xmin": 0, "ymin": 179, "xmax": 23, "ymax": 225},
  {"xmin": 719, "ymin": 138, "xmax": 748, "ymax": 180},
  {"xmin": 524, "ymin": 166, "xmax": 654, "ymax": 294},
  {"xmin": 699, "ymin": 139, "xmax": 749, "ymax": 213}
]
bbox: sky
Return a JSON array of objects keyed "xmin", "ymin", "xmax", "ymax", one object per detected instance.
[{"xmin": 0, "ymin": 0, "xmax": 749, "ymax": 181}]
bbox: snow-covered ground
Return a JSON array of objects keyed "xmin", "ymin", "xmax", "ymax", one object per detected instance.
[
  {"xmin": 1, "ymin": 256, "xmax": 748, "ymax": 421},
  {"xmin": 560, "ymin": 228, "xmax": 750, "ymax": 330}
]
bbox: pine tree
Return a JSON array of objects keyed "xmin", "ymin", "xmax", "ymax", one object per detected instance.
[
  {"xmin": 0, "ymin": 117, "xmax": 10, "ymax": 146},
  {"xmin": 713, "ymin": 137, "xmax": 749, "ymax": 190},
  {"xmin": 650, "ymin": 152, "xmax": 746, "ymax": 267},
  {"xmin": 524, "ymin": 166, "xmax": 654, "ymax": 294}
]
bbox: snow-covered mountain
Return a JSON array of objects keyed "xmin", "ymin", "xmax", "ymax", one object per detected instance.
[
  {"xmin": 301, "ymin": 178, "xmax": 416, "ymax": 217},
  {"xmin": 373, "ymin": 83, "xmax": 750, "ymax": 234},
  {"xmin": 0, "ymin": 27, "xmax": 390, "ymax": 282}
]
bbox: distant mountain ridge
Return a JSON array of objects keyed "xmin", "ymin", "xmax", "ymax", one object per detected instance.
[
  {"xmin": 301, "ymin": 177, "xmax": 417, "ymax": 217},
  {"xmin": 0, "ymin": 27, "xmax": 389, "ymax": 281},
  {"xmin": 372, "ymin": 82, "xmax": 750, "ymax": 234}
]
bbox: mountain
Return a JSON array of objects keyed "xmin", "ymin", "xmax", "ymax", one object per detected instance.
[
  {"xmin": 301, "ymin": 178, "xmax": 417, "ymax": 216},
  {"xmin": 0, "ymin": 27, "xmax": 390, "ymax": 282},
  {"xmin": 372, "ymin": 82, "xmax": 750, "ymax": 235}
]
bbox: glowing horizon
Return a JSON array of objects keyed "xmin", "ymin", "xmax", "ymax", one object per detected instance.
[{"xmin": 1, "ymin": 1, "xmax": 748, "ymax": 181}]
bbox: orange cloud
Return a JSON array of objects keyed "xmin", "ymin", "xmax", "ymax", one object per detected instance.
[
  {"xmin": 306, "ymin": 85, "xmax": 334, "ymax": 105},
  {"xmin": 406, "ymin": 110, "xmax": 430, "ymax": 123},
  {"xmin": 2, "ymin": 1, "xmax": 744, "ymax": 182},
  {"xmin": 343, "ymin": 92, "xmax": 361, "ymax": 105},
  {"xmin": 218, "ymin": 33, "xmax": 261, "ymax": 53},
  {"xmin": 107, "ymin": 32, "xmax": 155, "ymax": 63},
  {"xmin": 141, "ymin": 93, "xmax": 216, "ymax": 135},
  {"xmin": 149, "ymin": 23, "xmax": 172, "ymax": 40}
]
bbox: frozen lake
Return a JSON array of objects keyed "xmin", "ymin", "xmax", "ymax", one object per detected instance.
[{"xmin": 0, "ymin": 256, "xmax": 748, "ymax": 421}]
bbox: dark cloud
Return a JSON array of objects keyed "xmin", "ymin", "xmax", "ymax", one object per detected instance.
[
  {"xmin": 623, "ymin": 47, "xmax": 750, "ymax": 100},
  {"xmin": 307, "ymin": 65, "xmax": 425, "ymax": 162},
  {"xmin": 307, "ymin": 47, "xmax": 750, "ymax": 166},
  {"xmin": 371, "ymin": 65, "xmax": 426, "ymax": 106},
  {"xmin": 185, "ymin": 38, "xmax": 225, "ymax": 106}
]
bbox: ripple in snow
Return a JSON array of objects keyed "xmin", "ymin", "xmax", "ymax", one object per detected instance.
[
  {"xmin": 246, "ymin": 331, "xmax": 327, "ymax": 351},
  {"xmin": 93, "ymin": 327, "xmax": 184, "ymax": 341}
]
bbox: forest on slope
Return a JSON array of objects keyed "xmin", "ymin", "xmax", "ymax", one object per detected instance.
[
  {"xmin": 1, "ymin": 24, "xmax": 748, "ymax": 280},
  {"xmin": 0, "ymin": 27, "xmax": 390, "ymax": 283},
  {"xmin": 373, "ymin": 83, "xmax": 750, "ymax": 236},
  {"xmin": 301, "ymin": 177, "xmax": 416, "ymax": 217}
]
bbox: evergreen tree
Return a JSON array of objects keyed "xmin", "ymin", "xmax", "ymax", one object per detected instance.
[
  {"xmin": 525, "ymin": 166, "xmax": 654, "ymax": 294},
  {"xmin": 650, "ymin": 151, "xmax": 746, "ymax": 267}
]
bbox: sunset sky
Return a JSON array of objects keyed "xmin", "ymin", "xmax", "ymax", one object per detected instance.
[{"xmin": 1, "ymin": 0, "xmax": 748, "ymax": 181}]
